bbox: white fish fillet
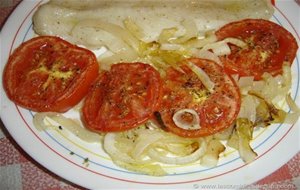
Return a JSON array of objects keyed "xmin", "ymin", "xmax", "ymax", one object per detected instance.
[{"xmin": 32, "ymin": 0, "xmax": 274, "ymax": 44}]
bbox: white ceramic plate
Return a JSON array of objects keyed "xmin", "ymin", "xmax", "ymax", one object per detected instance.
[{"xmin": 1, "ymin": 1, "xmax": 299, "ymax": 189}]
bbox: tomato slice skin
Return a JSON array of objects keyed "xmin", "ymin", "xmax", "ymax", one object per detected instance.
[
  {"xmin": 82, "ymin": 62, "xmax": 162, "ymax": 132},
  {"xmin": 158, "ymin": 58, "xmax": 241, "ymax": 138},
  {"xmin": 3, "ymin": 36, "xmax": 99, "ymax": 112},
  {"xmin": 215, "ymin": 19, "xmax": 298, "ymax": 80}
]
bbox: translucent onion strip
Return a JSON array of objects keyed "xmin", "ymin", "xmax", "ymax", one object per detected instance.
[
  {"xmin": 184, "ymin": 34, "xmax": 217, "ymax": 49},
  {"xmin": 202, "ymin": 41, "xmax": 231, "ymax": 56},
  {"xmin": 148, "ymin": 139, "xmax": 206, "ymax": 165},
  {"xmin": 186, "ymin": 61, "xmax": 215, "ymax": 93},
  {"xmin": 235, "ymin": 118, "xmax": 257, "ymax": 163},
  {"xmin": 158, "ymin": 27, "xmax": 178, "ymax": 43},
  {"xmin": 72, "ymin": 19, "xmax": 140, "ymax": 52},
  {"xmin": 123, "ymin": 17, "xmax": 145, "ymax": 41},
  {"xmin": 202, "ymin": 37, "xmax": 247, "ymax": 56},
  {"xmin": 238, "ymin": 95, "xmax": 260, "ymax": 123},
  {"xmin": 104, "ymin": 133, "xmax": 136, "ymax": 164},
  {"xmin": 33, "ymin": 112, "xmax": 56, "ymax": 131},
  {"xmin": 131, "ymin": 131, "xmax": 164, "ymax": 159},
  {"xmin": 191, "ymin": 49, "xmax": 222, "ymax": 65},
  {"xmin": 200, "ymin": 139, "xmax": 225, "ymax": 167},
  {"xmin": 286, "ymin": 94, "xmax": 300, "ymax": 113},
  {"xmin": 170, "ymin": 19, "xmax": 198, "ymax": 44},
  {"xmin": 33, "ymin": 112, "xmax": 101, "ymax": 143},
  {"xmin": 284, "ymin": 94, "xmax": 300, "ymax": 124},
  {"xmin": 97, "ymin": 49, "xmax": 139, "ymax": 70},
  {"xmin": 160, "ymin": 43, "xmax": 184, "ymax": 51}
]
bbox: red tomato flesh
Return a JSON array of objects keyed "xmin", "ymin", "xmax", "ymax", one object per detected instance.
[
  {"xmin": 3, "ymin": 36, "xmax": 99, "ymax": 112},
  {"xmin": 216, "ymin": 19, "xmax": 298, "ymax": 80},
  {"xmin": 82, "ymin": 62, "xmax": 162, "ymax": 132},
  {"xmin": 158, "ymin": 58, "xmax": 241, "ymax": 138}
]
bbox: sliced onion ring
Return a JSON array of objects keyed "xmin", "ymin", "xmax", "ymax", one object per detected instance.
[
  {"xmin": 172, "ymin": 109, "xmax": 201, "ymax": 130},
  {"xmin": 104, "ymin": 133, "xmax": 136, "ymax": 164}
]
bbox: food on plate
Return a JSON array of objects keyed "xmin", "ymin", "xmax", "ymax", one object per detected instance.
[
  {"xmin": 158, "ymin": 58, "xmax": 241, "ymax": 138},
  {"xmin": 31, "ymin": 0, "xmax": 275, "ymax": 71},
  {"xmin": 32, "ymin": 0, "xmax": 274, "ymax": 44},
  {"xmin": 3, "ymin": 0, "xmax": 299, "ymax": 176},
  {"xmin": 216, "ymin": 19, "xmax": 299, "ymax": 80},
  {"xmin": 82, "ymin": 62, "xmax": 162, "ymax": 132},
  {"xmin": 102, "ymin": 126, "xmax": 207, "ymax": 176},
  {"xmin": 3, "ymin": 36, "xmax": 99, "ymax": 112}
]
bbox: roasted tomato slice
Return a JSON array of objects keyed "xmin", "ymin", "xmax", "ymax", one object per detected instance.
[
  {"xmin": 158, "ymin": 58, "xmax": 241, "ymax": 138},
  {"xmin": 215, "ymin": 19, "xmax": 298, "ymax": 80},
  {"xmin": 3, "ymin": 36, "xmax": 99, "ymax": 112},
  {"xmin": 82, "ymin": 62, "xmax": 162, "ymax": 132}
]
